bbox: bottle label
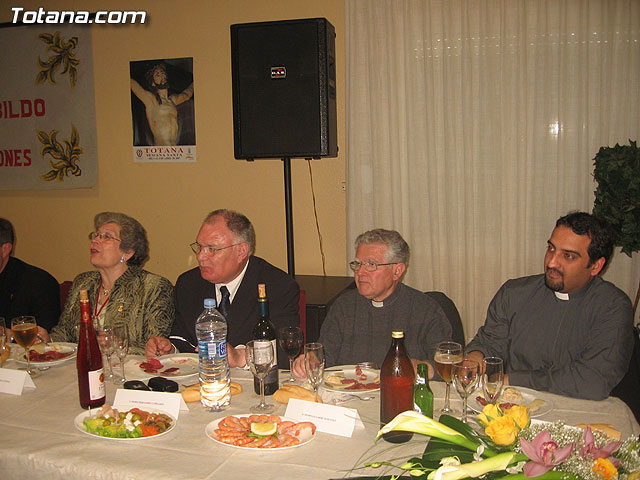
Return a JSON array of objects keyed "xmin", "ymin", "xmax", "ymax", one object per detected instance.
[
  {"xmin": 88, "ymin": 368, "xmax": 105, "ymax": 400},
  {"xmin": 198, "ymin": 340, "xmax": 227, "ymax": 361}
]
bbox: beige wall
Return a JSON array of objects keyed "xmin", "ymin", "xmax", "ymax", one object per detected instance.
[{"xmin": 1, "ymin": 0, "xmax": 348, "ymax": 285}]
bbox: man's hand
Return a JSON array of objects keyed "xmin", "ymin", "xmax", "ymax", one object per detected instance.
[
  {"xmin": 465, "ymin": 350, "xmax": 485, "ymax": 373},
  {"xmin": 291, "ymin": 354, "xmax": 307, "ymax": 379},
  {"xmin": 227, "ymin": 343, "xmax": 247, "ymax": 368},
  {"xmin": 145, "ymin": 336, "xmax": 174, "ymax": 359}
]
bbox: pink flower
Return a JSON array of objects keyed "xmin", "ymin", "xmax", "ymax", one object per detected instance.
[
  {"xmin": 579, "ymin": 426, "xmax": 621, "ymax": 468},
  {"xmin": 520, "ymin": 430, "xmax": 574, "ymax": 477}
]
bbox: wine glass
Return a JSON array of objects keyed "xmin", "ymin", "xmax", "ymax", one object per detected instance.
[
  {"xmin": 278, "ymin": 326, "xmax": 304, "ymax": 383},
  {"xmin": 434, "ymin": 341, "xmax": 462, "ymax": 414},
  {"xmin": 112, "ymin": 323, "xmax": 129, "ymax": 385},
  {"xmin": 245, "ymin": 340, "xmax": 275, "ymax": 413},
  {"xmin": 0, "ymin": 317, "xmax": 6, "ymax": 357},
  {"xmin": 96, "ymin": 325, "xmax": 116, "ymax": 383},
  {"xmin": 452, "ymin": 359, "xmax": 480, "ymax": 423},
  {"xmin": 11, "ymin": 316, "xmax": 39, "ymax": 377},
  {"xmin": 482, "ymin": 357, "xmax": 504, "ymax": 404},
  {"xmin": 304, "ymin": 342, "xmax": 325, "ymax": 403}
]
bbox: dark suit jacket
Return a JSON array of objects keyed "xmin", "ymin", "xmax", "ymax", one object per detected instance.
[
  {"xmin": 0, "ymin": 256, "xmax": 60, "ymax": 332},
  {"xmin": 170, "ymin": 256, "xmax": 299, "ymax": 368}
]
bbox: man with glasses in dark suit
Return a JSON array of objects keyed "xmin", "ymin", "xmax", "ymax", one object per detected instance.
[{"xmin": 145, "ymin": 209, "xmax": 299, "ymax": 368}]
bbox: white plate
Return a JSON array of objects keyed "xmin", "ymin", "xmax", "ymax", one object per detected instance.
[
  {"xmin": 322, "ymin": 364, "xmax": 380, "ymax": 393},
  {"xmin": 469, "ymin": 386, "xmax": 554, "ymax": 418},
  {"xmin": 74, "ymin": 408, "xmax": 176, "ymax": 440},
  {"xmin": 205, "ymin": 414, "xmax": 315, "ymax": 450},
  {"xmin": 14, "ymin": 342, "xmax": 77, "ymax": 367},
  {"xmin": 125, "ymin": 353, "xmax": 199, "ymax": 380}
]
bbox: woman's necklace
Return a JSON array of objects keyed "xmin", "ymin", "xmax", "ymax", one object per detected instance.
[{"xmin": 94, "ymin": 287, "xmax": 110, "ymax": 320}]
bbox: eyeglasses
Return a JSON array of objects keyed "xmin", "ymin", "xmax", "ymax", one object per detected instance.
[
  {"xmin": 349, "ymin": 259, "xmax": 396, "ymax": 272},
  {"xmin": 89, "ymin": 231, "xmax": 121, "ymax": 242},
  {"xmin": 190, "ymin": 242, "xmax": 242, "ymax": 256}
]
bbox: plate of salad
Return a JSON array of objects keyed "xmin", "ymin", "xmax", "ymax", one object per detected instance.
[{"xmin": 74, "ymin": 405, "xmax": 175, "ymax": 440}]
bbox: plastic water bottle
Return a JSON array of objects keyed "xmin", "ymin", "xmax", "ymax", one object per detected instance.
[{"xmin": 195, "ymin": 298, "xmax": 230, "ymax": 411}]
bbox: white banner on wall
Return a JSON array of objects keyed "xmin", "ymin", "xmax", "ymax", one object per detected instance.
[{"xmin": 0, "ymin": 24, "xmax": 97, "ymax": 190}]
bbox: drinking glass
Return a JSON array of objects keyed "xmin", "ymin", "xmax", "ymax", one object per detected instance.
[
  {"xmin": 11, "ymin": 316, "xmax": 38, "ymax": 376},
  {"xmin": 452, "ymin": 359, "xmax": 480, "ymax": 423},
  {"xmin": 278, "ymin": 326, "xmax": 304, "ymax": 383},
  {"xmin": 112, "ymin": 323, "xmax": 129, "ymax": 385},
  {"xmin": 304, "ymin": 342, "xmax": 325, "ymax": 403},
  {"xmin": 0, "ymin": 317, "xmax": 6, "ymax": 353},
  {"xmin": 97, "ymin": 325, "xmax": 116, "ymax": 382},
  {"xmin": 482, "ymin": 357, "xmax": 504, "ymax": 404},
  {"xmin": 434, "ymin": 341, "xmax": 462, "ymax": 414},
  {"xmin": 245, "ymin": 340, "xmax": 275, "ymax": 413}
]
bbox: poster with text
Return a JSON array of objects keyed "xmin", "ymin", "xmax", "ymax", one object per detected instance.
[
  {"xmin": 130, "ymin": 57, "xmax": 196, "ymax": 162},
  {"xmin": 0, "ymin": 24, "xmax": 97, "ymax": 190}
]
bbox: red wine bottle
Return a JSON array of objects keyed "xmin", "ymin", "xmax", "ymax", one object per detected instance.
[
  {"xmin": 252, "ymin": 283, "xmax": 279, "ymax": 395},
  {"xmin": 380, "ymin": 330, "xmax": 415, "ymax": 443},
  {"xmin": 77, "ymin": 288, "xmax": 106, "ymax": 409}
]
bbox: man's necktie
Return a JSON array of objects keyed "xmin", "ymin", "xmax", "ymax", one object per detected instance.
[{"xmin": 219, "ymin": 285, "xmax": 231, "ymax": 318}]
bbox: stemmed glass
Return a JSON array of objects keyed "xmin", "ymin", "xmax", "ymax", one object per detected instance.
[
  {"xmin": 434, "ymin": 341, "xmax": 462, "ymax": 414},
  {"xmin": 452, "ymin": 359, "xmax": 480, "ymax": 423},
  {"xmin": 96, "ymin": 325, "xmax": 116, "ymax": 383},
  {"xmin": 304, "ymin": 342, "xmax": 325, "ymax": 403},
  {"xmin": 112, "ymin": 323, "xmax": 129, "ymax": 385},
  {"xmin": 278, "ymin": 326, "xmax": 304, "ymax": 383},
  {"xmin": 482, "ymin": 357, "xmax": 504, "ymax": 404},
  {"xmin": 11, "ymin": 316, "xmax": 39, "ymax": 377},
  {"xmin": 245, "ymin": 340, "xmax": 275, "ymax": 413}
]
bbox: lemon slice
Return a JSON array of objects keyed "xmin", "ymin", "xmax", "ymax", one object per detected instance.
[{"xmin": 250, "ymin": 422, "xmax": 277, "ymax": 436}]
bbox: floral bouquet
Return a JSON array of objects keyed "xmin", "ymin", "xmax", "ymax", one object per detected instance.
[{"xmin": 362, "ymin": 404, "xmax": 640, "ymax": 480}]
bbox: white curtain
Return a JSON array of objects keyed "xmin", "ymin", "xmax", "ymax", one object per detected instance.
[{"xmin": 346, "ymin": 0, "xmax": 640, "ymax": 341}]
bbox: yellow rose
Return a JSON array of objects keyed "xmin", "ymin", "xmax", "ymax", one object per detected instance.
[
  {"xmin": 485, "ymin": 416, "xmax": 518, "ymax": 445},
  {"xmin": 503, "ymin": 404, "xmax": 529, "ymax": 429},
  {"xmin": 592, "ymin": 458, "xmax": 618, "ymax": 480},
  {"xmin": 477, "ymin": 404, "xmax": 502, "ymax": 426}
]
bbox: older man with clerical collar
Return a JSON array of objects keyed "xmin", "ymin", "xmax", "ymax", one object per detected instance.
[
  {"xmin": 145, "ymin": 209, "xmax": 299, "ymax": 367},
  {"xmin": 466, "ymin": 211, "xmax": 634, "ymax": 400},
  {"xmin": 293, "ymin": 228, "xmax": 452, "ymax": 378}
]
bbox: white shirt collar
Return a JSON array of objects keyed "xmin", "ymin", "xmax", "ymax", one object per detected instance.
[
  {"xmin": 216, "ymin": 257, "xmax": 250, "ymax": 305},
  {"xmin": 554, "ymin": 291, "xmax": 570, "ymax": 301}
]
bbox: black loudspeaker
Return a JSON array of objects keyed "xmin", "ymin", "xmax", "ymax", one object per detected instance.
[{"xmin": 231, "ymin": 18, "xmax": 338, "ymax": 160}]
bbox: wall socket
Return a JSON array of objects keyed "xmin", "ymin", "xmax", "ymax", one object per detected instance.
[{"xmin": 341, "ymin": 182, "xmax": 346, "ymax": 192}]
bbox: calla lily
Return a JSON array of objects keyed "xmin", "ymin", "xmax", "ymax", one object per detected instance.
[
  {"xmin": 520, "ymin": 430, "xmax": 574, "ymax": 477},
  {"xmin": 377, "ymin": 411, "xmax": 482, "ymax": 453},
  {"xmin": 579, "ymin": 426, "xmax": 621, "ymax": 467},
  {"xmin": 426, "ymin": 452, "xmax": 521, "ymax": 480}
]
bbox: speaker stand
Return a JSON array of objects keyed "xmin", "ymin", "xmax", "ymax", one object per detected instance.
[{"xmin": 282, "ymin": 157, "xmax": 295, "ymax": 278}]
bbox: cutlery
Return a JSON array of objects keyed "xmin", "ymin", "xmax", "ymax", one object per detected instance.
[{"xmin": 37, "ymin": 334, "xmax": 51, "ymax": 347}]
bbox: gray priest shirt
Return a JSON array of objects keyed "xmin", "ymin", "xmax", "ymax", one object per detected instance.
[
  {"xmin": 318, "ymin": 282, "xmax": 452, "ymax": 368},
  {"xmin": 466, "ymin": 274, "xmax": 634, "ymax": 400}
]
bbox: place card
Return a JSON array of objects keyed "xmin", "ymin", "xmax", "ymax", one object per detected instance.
[
  {"xmin": 285, "ymin": 398, "xmax": 364, "ymax": 437},
  {"xmin": 0, "ymin": 367, "xmax": 36, "ymax": 395},
  {"xmin": 113, "ymin": 388, "xmax": 188, "ymax": 419}
]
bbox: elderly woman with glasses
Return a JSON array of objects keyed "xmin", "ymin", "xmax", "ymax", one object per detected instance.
[{"xmin": 45, "ymin": 212, "xmax": 174, "ymax": 355}]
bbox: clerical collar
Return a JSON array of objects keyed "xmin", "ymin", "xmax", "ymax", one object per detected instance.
[
  {"xmin": 369, "ymin": 283, "xmax": 403, "ymax": 308},
  {"xmin": 554, "ymin": 291, "xmax": 569, "ymax": 301}
]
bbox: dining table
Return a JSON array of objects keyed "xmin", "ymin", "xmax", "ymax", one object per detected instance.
[{"xmin": 1, "ymin": 351, "xmax": 638, "ymax": 480}]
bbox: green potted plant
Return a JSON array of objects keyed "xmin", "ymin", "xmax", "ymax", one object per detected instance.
[{"xmin": 592, "ymin": 139, "xmax": 640, "ymax": 319}]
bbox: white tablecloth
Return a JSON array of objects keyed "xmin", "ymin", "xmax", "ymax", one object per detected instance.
[{"xmin": 1, "ymin": 354, "xmax": 638, "ymax": 480}]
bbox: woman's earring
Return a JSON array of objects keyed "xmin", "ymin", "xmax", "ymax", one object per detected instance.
[{"xmin": 120, "ymin": 256, "xmax": 125, "ymax": 263}]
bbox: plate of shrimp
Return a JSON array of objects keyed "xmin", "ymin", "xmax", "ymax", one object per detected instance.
[{"xmin": 205, "ymin": 414, "xmax": 316, "ymax": 450}]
